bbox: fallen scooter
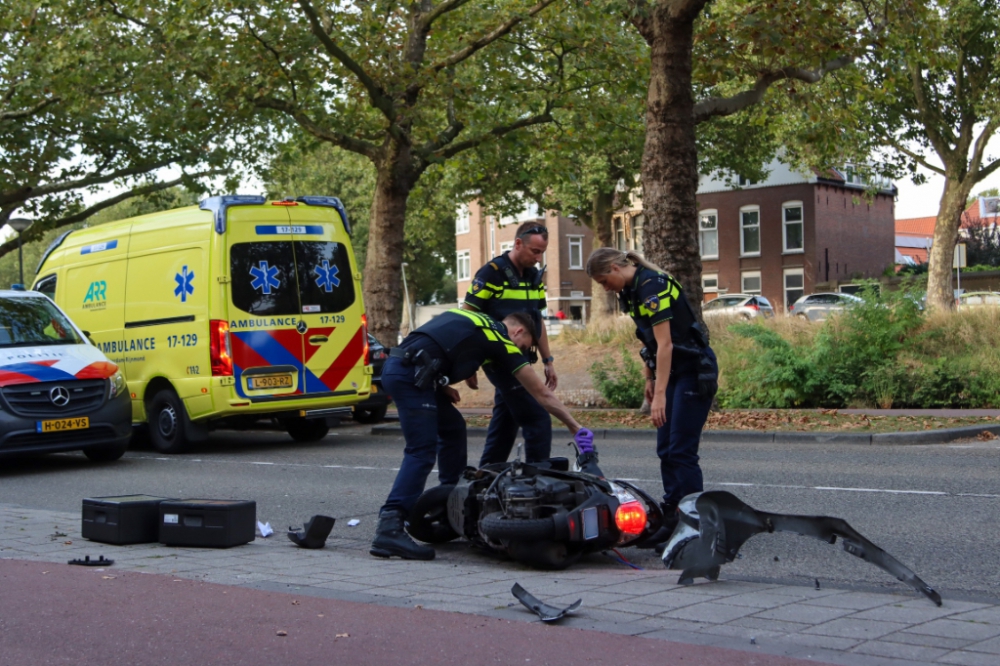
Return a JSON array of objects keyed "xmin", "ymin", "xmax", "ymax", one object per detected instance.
[{"xmin": 406, "ymin": 445, "xmax": 663, "ymax": 570}]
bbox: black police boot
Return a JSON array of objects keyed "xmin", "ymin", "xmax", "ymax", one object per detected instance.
[
  {"xmin": 635, "ymin": 503, "xmax": 679, "ymax": 551},
  {"xmin": 369, "ymin": 509, "xmax": 435, "ymax": 561}
]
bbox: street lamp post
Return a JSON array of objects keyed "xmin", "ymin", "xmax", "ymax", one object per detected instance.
[
  {"xmin": 400, "ymin": 262, "xmax": 415, "ymax": 333},
  {"xmin": 7, "ymin": 218, "xmax": 32, "ymax": 287}
]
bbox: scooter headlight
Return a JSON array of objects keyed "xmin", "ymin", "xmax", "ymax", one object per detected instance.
[{"xmin": 108, "ymin": 370, "xmax": 127, "ymax": 399}]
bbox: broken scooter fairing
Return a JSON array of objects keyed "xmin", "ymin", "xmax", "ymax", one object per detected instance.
[{"xmin": 661, "ymin": 491, "xmax": 942, "ymax": 606}]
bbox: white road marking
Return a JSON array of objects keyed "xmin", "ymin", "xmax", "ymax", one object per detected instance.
[{"xmin": 126, "ymin": 455, "xmax": 1000, "ymax": 499}]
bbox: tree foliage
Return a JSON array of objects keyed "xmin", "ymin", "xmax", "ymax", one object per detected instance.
[
  {"xmin": 853, "ymin": 0, "xmax": 1000, "ymax": 311},
  {"xmin": 0, "ymin": 1, "xmax": 237, "ymax": 259}
]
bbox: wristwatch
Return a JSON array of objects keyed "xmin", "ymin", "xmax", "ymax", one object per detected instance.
[{"xmin": 542, "ymin": 356, "xmax": 554, "ymax": 364}]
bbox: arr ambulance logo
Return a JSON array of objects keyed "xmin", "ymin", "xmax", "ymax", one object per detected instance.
[{"xmin": 82, "ymin": 281, "xmax": 107, "ymax": 311}]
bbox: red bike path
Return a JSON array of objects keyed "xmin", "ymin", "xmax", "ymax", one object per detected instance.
[{"xmin": 0, "ymin": 559, "xmax": 824, "ymax": 666}]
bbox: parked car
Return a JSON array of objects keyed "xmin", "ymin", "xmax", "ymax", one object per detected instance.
[
  {"xmin": 956, "ymin": 291, "xmax": 1000, "ymax": 308},
  {"xmin": 702, "ymin": 294, "xmax": 775, "ymax": 320},
  {"xmin": 352, "ymin": 334, "xmax": 391, "ymax": 424},
  {"xmin": 0, "ymin": 290, "xmax": 132, "ymax": 462},
  {"xmin": 788, "ymin": 292, "xmax": 863, "ymax": 322}
]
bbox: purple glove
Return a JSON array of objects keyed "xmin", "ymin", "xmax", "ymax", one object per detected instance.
[{"xmin": 574, "ymin": 428, "xmax": 595, "ymax": 454}]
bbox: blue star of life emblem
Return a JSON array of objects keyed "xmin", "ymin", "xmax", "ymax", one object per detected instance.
[
  {"xmin": 174, "ymin": 265, "xmax": 195, "ymax": 303},
  {"xmin": 313, "ymin": 260, "xmax": 341, "ymax": 292},
  {"xmin": 250, "ymin": 260, "xmax": 281, "ymax": 295}
]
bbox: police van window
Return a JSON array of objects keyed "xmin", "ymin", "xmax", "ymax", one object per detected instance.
[
  {"xmin": 0, "ymin": 297, "xmax": 83, "ymax": 347},
  {"xmin": 34, "ymin": 274, "xmax": 57, "ymax": 300},
  {"xmin": 294, "ymin": 242, "xmax": 356, "ymax": 313},
  {"xmin": 230, "ymin": 242, "xmax": 300, "ymax": 315}
]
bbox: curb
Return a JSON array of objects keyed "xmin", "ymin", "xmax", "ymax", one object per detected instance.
[{"xmin": 370, "ymin": 423, "xmax": 1000, "ymax": 445}]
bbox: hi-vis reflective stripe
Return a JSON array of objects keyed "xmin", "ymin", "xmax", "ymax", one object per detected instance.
[
  {"xmin": 449, "ymin": 309, "xmax": 521, "ymax": 355},
  {"xmin": 497, "ymin": 288, "xmax": 545, "ymax": 300},
  {"xmin": 636, "ymin": 281, "xmax": 681, "ymax": 318}
]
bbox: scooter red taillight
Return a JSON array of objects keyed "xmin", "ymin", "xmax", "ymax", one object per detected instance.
[
  {"xmin": 615, "ymin": 501, "xmax": 647, "ymax": 536},
  {"xmin": 210, "ymin": 319, "xmax": 233, "ymax": 377}
]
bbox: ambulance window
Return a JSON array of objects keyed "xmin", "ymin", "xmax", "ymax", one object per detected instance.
[
  {"xmin": 294, "ymin": 242, "xmax": 356, "ymax": 314},
  {"xmin": 34, "ymin": 274, "xmax": 57, "ymax": 300},
  {"xmin": 230, "ymin": 242, "xmax": 300, "ymax": 315}
]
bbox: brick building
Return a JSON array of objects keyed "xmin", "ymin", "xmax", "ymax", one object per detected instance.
[
  {"xmin": 612, "ymin": 161, "xmax": 897, "ymax": 311},
  {"xmin": 455, "ymin": 200, "xmax": 596, "ymax": 321}
]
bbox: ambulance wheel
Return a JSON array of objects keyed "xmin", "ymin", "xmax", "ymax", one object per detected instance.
[
  {"xmin": 148, "ymin": 389, "xmax": 190, "ymax": 454},
  {"xmin": 285, "ymin": 418, "xmax": 329, "ymax": 443}
]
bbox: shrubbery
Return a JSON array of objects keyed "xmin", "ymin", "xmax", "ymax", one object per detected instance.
[
  {"xmin": 714, "ymin": 283, "xmax": 1000, "ymax": 409},
  {"xmin": 589, "ymin": 346, "xmax": 646, "ymax": 408}
]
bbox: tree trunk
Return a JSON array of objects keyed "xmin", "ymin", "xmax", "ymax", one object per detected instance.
[
  {"xmin": 591, "ymin": 188, "xmax": 617, "ymax": 316},
  {"xmin": 640, "ymin": 8, "xmax": 704, "ymax": 317},
  {"xmin": 364, "ymin": 165, "xmax": 413, "ymax": 346},
  {"xmin": 926, "ymin": 177, "xmax": 974, "ymax": 313}
]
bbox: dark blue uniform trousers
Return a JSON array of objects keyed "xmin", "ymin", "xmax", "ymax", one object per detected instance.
[
  {"xmin": 379, "ymin": 357, "xmax": 467, "ymax": 516},
  {"xmin": 657, "ymin": 370, "xmax": 713, "ymax": 508},
  {"xmin": 478, "ymin": 365, "xmax": 552, "ymax": 466}
]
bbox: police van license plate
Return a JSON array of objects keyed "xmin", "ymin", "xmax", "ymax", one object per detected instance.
[
  {"xmin": 248, "ymin": 375, "xmax": 293, "ymax": 390},
  {"xmin": 37, "ymin": 417, "xmax": 89, "ymax": 433}
]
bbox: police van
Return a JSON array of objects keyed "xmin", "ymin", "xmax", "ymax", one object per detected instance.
[{"xmin": 33, "ymin": 195, "xmax": 371, "ymax": 453}]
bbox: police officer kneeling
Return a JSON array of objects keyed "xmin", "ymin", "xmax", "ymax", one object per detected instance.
[{"xmin": 370, "ymin": 308, "xmax": 593, "ymax": 561}]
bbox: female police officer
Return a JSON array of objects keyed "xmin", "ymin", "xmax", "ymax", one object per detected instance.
[
  {"xmin": 586, "ymin": 248, "xmax": 718, "ymax": 548},
  {"xmin": 371, "ymin": 308, "xmax": 594, "ymax": 561}
]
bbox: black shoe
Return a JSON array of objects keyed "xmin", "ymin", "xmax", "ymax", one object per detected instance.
[
  {"xmin": 370, "ymin": 510, "xmax": 435, "ymax": 560},
  {"xmin": 635, "ymin": 504, "xmax": 679, "ymax": 550}
]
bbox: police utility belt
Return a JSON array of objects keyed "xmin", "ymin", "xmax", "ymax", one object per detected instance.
[{"xmin": 389, "ymin": 347, "xmax": 450, "ymax": 390}]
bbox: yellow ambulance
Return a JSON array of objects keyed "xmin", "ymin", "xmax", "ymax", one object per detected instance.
[{"xmin": 32, "ymin": 195, "xmax": 372, "ymax": 453}]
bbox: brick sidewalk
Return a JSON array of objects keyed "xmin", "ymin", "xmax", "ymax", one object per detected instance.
[{"xmin": 3, "ymin": 503, "xmax": 999, "ymax": 666}]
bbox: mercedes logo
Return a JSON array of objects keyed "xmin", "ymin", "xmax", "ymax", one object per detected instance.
[
  {"xmin": 49, "ymin": 386, "xmax": 71, "ymax": 407},
  {"xmin": 296, "ymin": 320, "xmax": 308, "ymax": 334}
]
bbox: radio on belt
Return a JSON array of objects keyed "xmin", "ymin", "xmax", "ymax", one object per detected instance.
[
  {"xmin": 158, "ymin": 499, "xmax": 256, "ymax": 548},
  {"xmin": 82, "ymin": 495, "xmax": 174, "ymax": 545}
]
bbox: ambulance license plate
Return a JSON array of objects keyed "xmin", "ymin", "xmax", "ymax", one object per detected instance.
[
  {"xmin": 37, "ymin": 417, "xmax": 89, "ymax": 433},
  {"xmin": 248, "ymin": 375, "xmax": 293, "ymax": 390}
]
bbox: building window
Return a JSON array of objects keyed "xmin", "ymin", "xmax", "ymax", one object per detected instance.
[
  {"xmin": 568, "ymin": 236, "xmax": 583, "ymax": 269},
  {"xmin": 633, "ymin": 214, "xmax": 644, "ymax": 254},
  {"xmin": 499, "ymin": 241, "xmax": 513, "ymax": 254},
  {"xmin": 783, "ymin": 202, "xmax": 804, "ymax": 253},
  {"xmin": 783, "ymin": 268, "xmax": 804, "ymax": 311},
  {"xmin": 455, "ymin": 205, "xmax": 470, "ymax": 234},
  {"xmin": 456, "ymin": 250, "xmax": 471, "ymax": 281},
  {"xmin": 699, "ymin": 210, "xmax": 718, "ymax": 259},
  {"xmin": 740, "ymin": 206, "xmax": 760, "ymax": 256},
  {"xmin": 702, "ymin": 273, "xmax": 719, "ymax": 293},
  {"xmin": 741, "ymin": 270, "xmax": 761, "ymax": 295},
  {"xmin": 614, "ymin": 216, "xmax": 627, "ymax": 251},
  {"xmin": 738, "ymin": 175, "xmax": 755, "ymax": 187}
]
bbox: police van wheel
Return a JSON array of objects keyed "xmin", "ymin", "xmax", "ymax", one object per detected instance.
[
  {"xmin": 285, "ymin": 418, "xmax": 329, "ymax": 443},
  {"xmin": 148, "ymin": 389, "xmax": 190, "ymax": 454}
]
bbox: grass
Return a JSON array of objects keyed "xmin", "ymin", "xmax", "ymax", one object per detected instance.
[{"xmin": 464, "ymin": 410, "xmax": 1000, "ymax": 433}]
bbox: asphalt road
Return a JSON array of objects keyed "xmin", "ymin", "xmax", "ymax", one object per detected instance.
[{"xmin": 2, "ymin": 423, "xmax": 998, "ymax": 602}]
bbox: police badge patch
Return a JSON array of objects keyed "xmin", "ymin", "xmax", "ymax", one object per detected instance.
[
  {"xmin": 644, "ymin": 294, "xmax": 660, "ymax": 312},
  {"xmin": 470, "ymin": 278, "xmax": 485, "ymax": 294}
]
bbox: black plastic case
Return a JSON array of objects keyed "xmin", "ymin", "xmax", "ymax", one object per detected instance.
[
  {"xmin": 82, "ymin": 495, "xmax": 173, "ymax": 545},
  {"xmin": 158, "ymin": 499, "xmax": 256, "ymax": 548}
]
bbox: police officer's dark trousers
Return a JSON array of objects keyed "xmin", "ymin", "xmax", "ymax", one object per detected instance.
[
  {"xmin": 379, "ymin": 356, "xmax": 467, "ymax": 516},
  {"xmin": 656, "ymin": 368, "xmax": 712, "ymax": 509},
  {"xmin": 478, "ymin": 364, "xmax": 552, "ymax": 466}
]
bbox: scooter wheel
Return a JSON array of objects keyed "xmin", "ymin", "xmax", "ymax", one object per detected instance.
[
  {"xmin": 480, "ymin": 513, "xmax": 555, "ymax": 541},
  {"xmin": 407, "ymin": 485, "xmax": 460, "ymax": 544}
]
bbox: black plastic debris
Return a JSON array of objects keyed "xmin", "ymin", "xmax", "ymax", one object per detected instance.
[
  {"xmin": 68, "ymin": 555, "xmax": 113, "ymax": 567},
  {"xmin": 662, "ymin": 491, "xmax": 942, "ymax": 606},
  {"xmin": 287, "ymin": 515, "xmax": 335, "ymax": 549},
  {"xmin": 511, "ymin": 583, "xmax": 581, "ymax": 623}
]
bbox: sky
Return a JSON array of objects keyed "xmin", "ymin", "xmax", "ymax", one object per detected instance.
[{"xmin": 894, "ymin": 165, "xmax": 1000, "ymax": 220}]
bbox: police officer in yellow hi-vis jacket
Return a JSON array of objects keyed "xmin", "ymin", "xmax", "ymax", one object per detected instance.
[
  {"xmin": 370, "ymin": 308, "xmax": 594, "ymax": 561},
  {"xmin": 462, "ymin": 222, "xmax": 557, "ymax": 466}
]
